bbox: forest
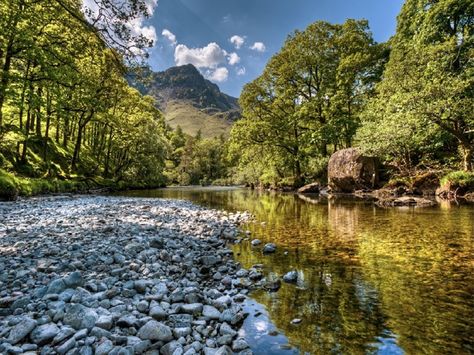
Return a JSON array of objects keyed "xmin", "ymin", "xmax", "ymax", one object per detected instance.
[
  {"xmin": 0, "ymin": 0, "xmax": 473, "ymax": 198},
  {"xmin": 229, "ymin": 0, "xmax": 473, "ymax": 190}
]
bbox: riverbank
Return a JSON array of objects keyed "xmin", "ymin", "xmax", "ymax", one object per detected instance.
[
  {"xmin": 0, "ymin": 170, "xmax": 166, "ymax": 201},
  {"xmin": 0, "ymin": 196, "xmax": 258, "ymax": 354}
]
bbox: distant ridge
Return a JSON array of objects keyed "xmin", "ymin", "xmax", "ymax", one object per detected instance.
[{"xmin": 129, "ymin": 64, "xmax": 240, "ymax": 137}]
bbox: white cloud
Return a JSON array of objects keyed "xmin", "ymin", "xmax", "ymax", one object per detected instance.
[
  {"xmin": 174, "ymin": 42, "xmax": 227, "ymax": 69},
  {"xmin": 128, "ymin": 17, "xmax": 157, "ymax": 43},
  {"xmin": 145, "ymin": 0, "xmax": 158, "ymax": 16},
  {"xmin": 228, "ymin": 52, "xmax": 240, "ymax": 66},
  {"xmin": 206, "ymin": 67, "xmax": 229, "ymax": 82},
  {"xmin": 236, "ymin": 67, "xmax": 246, "ymax": 76},
  {"xmin": 82, "ymin": 0, "xmax": 158, "ymax": 50},
  {"xmin": 250, "ymin": 42, "xmax": 266, "ymax": 52},
  {"xmin": 230, "ymin": 35, "xmax": 245, "ymax": 49},
  {"xmin": 162, "ymin": 29, "xmax": 177, "ymax": 45}
]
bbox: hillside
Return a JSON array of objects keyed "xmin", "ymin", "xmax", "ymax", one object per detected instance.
[{"xmin": 130, "ymin": 64, "xmax": 240, "ymax": 137}]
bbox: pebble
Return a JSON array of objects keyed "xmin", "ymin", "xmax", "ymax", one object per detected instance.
[{"xmin": 0, "ymin": 196, "xmax": 258, "ymax": 355}]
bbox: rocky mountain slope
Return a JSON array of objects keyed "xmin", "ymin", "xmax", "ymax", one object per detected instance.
[{"xmin": 130, "ymin": 65, "xmax": 240, "ymax": 137}]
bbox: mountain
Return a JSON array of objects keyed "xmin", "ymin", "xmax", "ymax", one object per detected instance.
[{"xmin": 130, "ymin": 64, "xmax": 240, "ymax": 138}]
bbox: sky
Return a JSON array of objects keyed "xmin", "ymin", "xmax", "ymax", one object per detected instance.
[{"xmin": 142, "ymin": 0, "xmax": 405, "ymax": 97}]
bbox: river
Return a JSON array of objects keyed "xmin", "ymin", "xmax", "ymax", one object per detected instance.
[{"xmin": 118, "ymin": 186, "xmax": 474, "ymax": 355}]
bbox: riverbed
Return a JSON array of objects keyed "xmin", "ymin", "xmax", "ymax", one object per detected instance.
[
  {"xmin": 120, "ymin": 187, "xmax": 474, "ymax": 355},
  {"xmin": 0, "ymin": 195, "xmax": 258, "ymax": 354}
]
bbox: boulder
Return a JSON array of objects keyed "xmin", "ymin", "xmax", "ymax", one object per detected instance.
[
  {"xmin": 328, "ymin": 148, "xmax": 378, "ymax": 193},
  {"xmin": 297, "ymin": 182, "xmax": 320, "ymax": 194},
  {"xmin": 137, "ymin": 320, "xmax": 172, "ymax": 342},
  {"xmin": 8, "ymin": 317, "xmax": 37, "ymax": 344}
]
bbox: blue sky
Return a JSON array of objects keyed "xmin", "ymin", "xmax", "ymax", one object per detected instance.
[{"xmin": 145, "ymin": 0, "xmax": 405, "ymax": 97}]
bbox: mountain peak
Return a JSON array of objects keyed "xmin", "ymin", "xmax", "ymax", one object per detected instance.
[{"xmin": 128, "ymin": 65, "xmax": 240, "ymax": 137}]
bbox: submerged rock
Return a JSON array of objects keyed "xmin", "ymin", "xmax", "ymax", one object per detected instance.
[
  {"xmin": 376, "ymin": 196, "xmax": 436, "ymax": 207},
  {"xmin": 262, "ymin": 243, "xmax": 277, "ymax": 254},
  {"xmin": 283, "ymin": 271, "xmax": 298, "ymax": 283}
]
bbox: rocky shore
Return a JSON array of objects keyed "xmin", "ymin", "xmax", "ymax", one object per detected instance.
[{"xmin": 0, "ymin": 196, "xmax": 260, "ymax": 355}]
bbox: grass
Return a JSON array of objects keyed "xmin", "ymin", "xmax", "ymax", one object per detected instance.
[{"xmin": 164, "ymin": 100, "xmax": 232, "ymax": 138}]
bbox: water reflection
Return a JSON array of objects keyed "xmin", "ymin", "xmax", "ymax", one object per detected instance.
[{"xmin": 119, "ymin": 187, "xmax": 474, "ymax": 354}]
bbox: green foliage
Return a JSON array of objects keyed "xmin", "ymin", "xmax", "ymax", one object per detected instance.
[
  {"xmin": 358, "ymin": 0, "xmax": 474, "ymax": 172},
  {"xmin": 440, "ymin": 171, "xmax": 474, "ymax": 189},
  {"xmin": 164, "ymin": 131, "xmax": 230, "ymax": 186},
  {"xmin": 0, "ymin": 0, "xmax": 168, "ymax": 188},
  {"xmin": 229, "ymin": 19, "xmax": 385, "ymax": 187}
]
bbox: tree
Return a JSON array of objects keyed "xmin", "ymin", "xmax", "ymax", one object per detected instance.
[
  {"xmin": 229, "ymin": 19, "xmax": 385, "ymax": 187},
  {"xmin": 358, "ymin": 0, "xmax": 474, "ymax": 171}
]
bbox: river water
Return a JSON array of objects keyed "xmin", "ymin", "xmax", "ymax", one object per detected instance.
[{"xmin": 118, "ymin": 187, "xmax": 474, "ymax": 355}]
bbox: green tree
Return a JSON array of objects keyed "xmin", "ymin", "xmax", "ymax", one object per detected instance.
[
  {"xmin": 358, "ymin": 0, "xmax": 474, "ymax": 171},
  {"xmin": 230, "ymin": 19, "xmax": 384, "ymax": 187}
]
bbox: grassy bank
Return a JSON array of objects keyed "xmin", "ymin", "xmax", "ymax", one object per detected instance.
[{"xmin": 0, "ymin": 169, "xmax": 165, "ymax": 201}]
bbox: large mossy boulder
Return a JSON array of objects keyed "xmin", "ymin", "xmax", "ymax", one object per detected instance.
[{"xmin": 328, "ymin": 148, "xmax": 379, "ymax": 193}]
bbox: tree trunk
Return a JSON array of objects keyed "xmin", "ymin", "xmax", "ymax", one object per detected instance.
[
  {"xmin": 43, "ymin": 89, "xmax": 52, "ymax": 162},
  {"xmin": 462, "ymin": 144, "xmax": 473, "ymax": 171},
  {"xmin": 35, "ymin": 87, "xmax": 42, "ymax": 137},
  {"xmin": 0, "ymin": 39, "xmax": 14, "ymax": 129}
]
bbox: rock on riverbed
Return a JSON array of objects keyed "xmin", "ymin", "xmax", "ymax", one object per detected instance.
[{"xmin": 0, "ymin": 196, "xmax": 256, "ymax": 354}]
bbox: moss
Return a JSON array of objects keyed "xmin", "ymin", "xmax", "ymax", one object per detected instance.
[
  {"xmin": 440, "ymin": 171, "xmax": 474, "ymax": 190},
  {"xmin": 385, "ymin": 176, "xmax": 411, "ymax": 188},
  {"xmin": 0, "ymin": 170, "xmax": 19, "ymax": 200}
]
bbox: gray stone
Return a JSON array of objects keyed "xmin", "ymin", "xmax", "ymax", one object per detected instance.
[
  {"xmin": 217, "ymin": 334, "xmax": 233, "ymax": 346},
  {"xmin": 30, "ymin": 323, "xmax": 60, "ymax": 345},
  {"xmin": 96, "ymin": 315, "xmax": 113, "ymax": 330},
  {"xmin": 47, "ymin": 279, "xmax": 67, "ymax": 295},
  {"xmin": 137, "ymin": 300, "xmax": 149, "ymax": 313},
  {"xmin": 215, "ymin": 345, "xmax": 233, "ymax": 355},
  {"xmin": 180, "ymin": 303, "xmax": 203, "ymax": 316},
  {"xmin": 95, "ymin": 338, "xmax": 114, "ymax": 355},
  {"xmin": 10, "ymin": 296, "xmax": 30, "ymax": 311},
  {"xmin": 56, "ymin": 337, "xmax": 76, "ymax": 354},
  {"xmin": 64, "ymin": 271, "xmax": 83, "ymax": 288},
  {"xmin": 219, "ymin": 323, "xmax": 237, "ymax": 337},
  {"xmin": 137, "ymin": 320, "xmax": 172, "ymax": 342},
  {"xmin": 52, "ymin": 327, "xmax": 75, "ymax": 345},
  {"xmin": 262, "ymin": 243, "xmax": 277, "ymax": 254},
  {"xmin": 161, "ymin": 341, "xmax": 182, "ymax": 355},
  {"xmin": 203, "ymin": 305, "xmax": 221, "ymax": 320},
  {"xmin": 134, "ymin": 280, "xmax": 148, "ymax": 294},
  {"xmin": 250, "ymin": 239, "xmax": 261, "ymax": 246},
  {"xmin": 168, "ymin": 314, "xmax": 193, "ymax": 328},
  {"xmin": 232, "ymin": 339, "xmax": 249, "ymax": 352},
  {"xmin": 149, "ymin": 305, "xmax": 167, "ymax": 320},
  {"xmin": 63, "ymin": 304, "xmax": 98, "ymax": 330},
  {"xmin": 283, "ymin": 271, "xmax": 298, "ymax": 283},
  {"xmin": 8, "ymin": 316, "xmax": 37, "ymax": 344},
  {"xmin": 213, "ymin": 296, "xmax": 232, "ymax": 311},
  {"xmin": 173, "ymin": 327, "xmax": 192, "ymax": 338},
  {"xmin": 117, "ymin": 315, "xmax": 137, "ymax": 328}
]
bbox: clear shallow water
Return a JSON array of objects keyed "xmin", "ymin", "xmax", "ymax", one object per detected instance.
[{"xmin": 118, "ymin": 187, "xmax": 474, "ymax": 355}]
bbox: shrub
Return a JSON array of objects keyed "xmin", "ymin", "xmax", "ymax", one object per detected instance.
[{"xmin": 440, "ymin": 171, "xmax": 474, "ymax": 189}]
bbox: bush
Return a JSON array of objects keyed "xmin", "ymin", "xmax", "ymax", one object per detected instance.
[{"xmin": 440, "ymin": 171, "xmax": 474, "ymax": 189}]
